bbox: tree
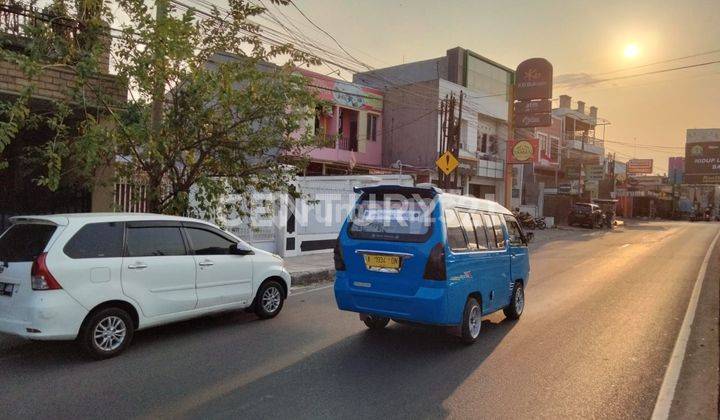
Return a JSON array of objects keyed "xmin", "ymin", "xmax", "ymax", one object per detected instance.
[{"xmin": 0, "ymin": 0, "xmax": 327, "ymax": 217}]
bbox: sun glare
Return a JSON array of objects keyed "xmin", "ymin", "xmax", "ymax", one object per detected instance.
[{"xmin": 624, "ymin": 43, "xmax": 639, "ymax": 58}]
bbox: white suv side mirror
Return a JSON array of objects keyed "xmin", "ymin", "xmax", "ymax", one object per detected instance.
[{"xmin": 230, "ymin": 242, "xmax": 254, "ymax": 255}]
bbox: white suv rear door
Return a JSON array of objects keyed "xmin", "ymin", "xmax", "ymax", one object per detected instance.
[{"xmin": 121, "ymin": 221, "xmax": 197, "ymax": 317}]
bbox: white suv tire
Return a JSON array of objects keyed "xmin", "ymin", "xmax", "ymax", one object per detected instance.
[{"xmin": 78, "ymin": 307, "xmax": 135, "ymax": 360}]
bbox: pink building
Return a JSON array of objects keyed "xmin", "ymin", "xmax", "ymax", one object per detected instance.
[{"xmin": 296, "ymin": 69, "xmax": 385, "ymax": 175}]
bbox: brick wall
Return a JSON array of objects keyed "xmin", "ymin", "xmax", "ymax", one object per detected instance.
[{"xmin": 0, "ymin": 59, "xmax": 125, "ymax": 105}]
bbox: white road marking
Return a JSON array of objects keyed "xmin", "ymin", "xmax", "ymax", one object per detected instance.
[
  {"xmin": 651, "ymin": 227, "xmax": 720, "ymax": 420},
  {"xmin": 290, "ymin": 283, "xmax": 333, "ymax": 297},
  {"xmin": 620, "ymin": 243, "xmax": 630, "ymax": 248}
]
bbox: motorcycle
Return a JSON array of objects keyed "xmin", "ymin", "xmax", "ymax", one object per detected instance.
[
  {"xmin": 534, "ymin": 217, "xmax": 547, "ymax": 230},
  {"xmin": 514, "ymin": 211, "xmax": 537, "ymax": 230}
]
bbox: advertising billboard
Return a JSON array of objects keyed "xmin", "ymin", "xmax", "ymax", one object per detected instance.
[
  {"xmin": 627, "ymin": 159, "xmax": 653, "ymax": 175},
  {"xmin": 685, "ymin": 135, "xmax": 720, "ymax": 184}
]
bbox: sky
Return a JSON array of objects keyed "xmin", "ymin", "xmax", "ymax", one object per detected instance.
[{"xmin": 268, "ymin": 0, "xmax": 720, "ymax": 174}]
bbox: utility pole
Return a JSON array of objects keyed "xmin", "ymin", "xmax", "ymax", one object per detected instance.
[
  {"xmin": 451, "ymin": 92, "xmax": 464, "ymax": 191},
  {"xmin": 151, "ymin": 0, "xmax": 168, "ymax": 137},
  {"xmin": 504, "ymin": 83, "xmax": 515, "ymax": 209}
]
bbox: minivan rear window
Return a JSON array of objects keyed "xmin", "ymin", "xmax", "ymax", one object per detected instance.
[
  {"xmin": 0, "ymin": 223, "xmax": 57, "ymax": 263},
  {"xmin": 347, "ymin": 192, "xmax": 435, "ymax": 242}
]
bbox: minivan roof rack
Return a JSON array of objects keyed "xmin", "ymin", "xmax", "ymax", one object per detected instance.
[{"xmin": 353, "ymin": 184, "xmax": 443, "ymax": 195}]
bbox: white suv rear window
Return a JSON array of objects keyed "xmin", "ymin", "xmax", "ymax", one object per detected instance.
[{"xmin": 0, "ymin": 223, "xmax": 57, "ymax": 262}]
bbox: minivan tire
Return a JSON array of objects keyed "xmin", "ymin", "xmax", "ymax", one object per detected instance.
[
  {"xmin": 503, "ymin": 281, "xmax": 525, "ymax": 320},
  {"xmin": 79, "ymin": 307, "xmax": 135, "ymax": 360},
  {"xmin": 254, "ymin": 280, "xmax": 285, "ymax": 319},
  {"xmin": 362, "ymin": 314, "xmax": 390, "ymax": 329},
  {"xmin": 461, "ymin": 297, "xmax": 482, "ymax": 344}
]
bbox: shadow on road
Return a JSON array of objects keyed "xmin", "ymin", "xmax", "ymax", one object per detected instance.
[{"xmin": 181, "ymin": 316, "xmax": 518, "ymax": 419}]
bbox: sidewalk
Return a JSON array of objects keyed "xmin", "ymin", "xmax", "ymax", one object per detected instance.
[
  {"xmin": 284, "ymin": 227, "xmax": 584, "ymax": 287},
  {"xmin": 285, "ymin": 252, "xmax": 334, "ymax": 286},
  {"xmin": 668, "ymin": 232, "xmax": 720, "ymax": 419}
]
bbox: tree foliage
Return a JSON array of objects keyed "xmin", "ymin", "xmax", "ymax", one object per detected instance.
[{"xmin": 0, "ymin": 0, "xmax": 327, "ymax": 216}]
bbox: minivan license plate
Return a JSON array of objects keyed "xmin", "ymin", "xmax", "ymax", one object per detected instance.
[{"xmin": 364, "ymin": 255, "xmax": 400, "ymax": 270}]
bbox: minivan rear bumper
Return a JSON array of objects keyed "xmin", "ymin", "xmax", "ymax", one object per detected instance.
[
  {"xmin": 0, "ymin": 290, "xmax": 88, "ymax": 340},
  {"xmin": 334, "ymin": 272, "xmax": 452, "ymax": 325}
]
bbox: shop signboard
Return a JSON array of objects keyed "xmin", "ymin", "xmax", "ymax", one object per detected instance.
[
  {"xmin": 627, "ymin": 159, "xmax": 653, "ymax": 175},
  {"xmin": 506, "ymin": 138, "xmax": 538, "ymax": 164},
  {"xmin": 584, "ymin": 165, "xmax": 604, "ymax": 181},
  {"xmin": 565, "ymin": 165, "xmax": 581, "ymax": 178}
]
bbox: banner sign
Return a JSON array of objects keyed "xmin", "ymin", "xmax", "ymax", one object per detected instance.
[
  {"xmin": 515, "ymin": 58, "xmax": 553, "ymax": 101},
  {"xmin": 627, "ymin": 159, "xmax": 653, "ymax": 174},
  {"xmin": 507, "ymin": 138, "xmax": 538, "ymax": 164},
  {"xmin": 565, "ymin": 156, "xmax": 601, "ymax": 166},
  {"xmin": 565, "ymin": 165, "xmax": 580, "ymax": 178},
  {"xmin": 299, "ymin": 69, "xmax": 384, "ymax": 112}
]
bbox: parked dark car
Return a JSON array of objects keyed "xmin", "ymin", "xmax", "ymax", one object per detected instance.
[{"xmin": 568, "ymin": 203, "xmax": 603, "ymax": 229}]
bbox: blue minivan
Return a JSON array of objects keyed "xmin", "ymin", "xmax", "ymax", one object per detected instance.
[{"xmin": 333, "ymin": 185, "xmax": 532, "ymax": 343}]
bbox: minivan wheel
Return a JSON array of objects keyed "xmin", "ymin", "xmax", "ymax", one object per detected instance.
[
  {"xmin": 254, "ymin": 280, "xmax": 285, "ymax": 319},
  {"xmin": 503, "ymin": 282, "xmax": 525, "ymax": 320},
  {"xmin": 79, "ymin": 308, "xmax": 134, "ymax": 360},
  {"xmin": 362, "ymin": 314, "xmax": 390, "ymax": 329},
  {"xmin": 461, "ymin": 297, "xmax": 482, "ymax": 344}
]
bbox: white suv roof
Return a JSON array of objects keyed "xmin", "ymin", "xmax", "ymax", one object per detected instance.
[{"xmin": 10, "ymin": 213, "xmax": 214, "ymax": 227}]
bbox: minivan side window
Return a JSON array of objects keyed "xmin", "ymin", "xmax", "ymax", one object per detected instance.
[
  {"xmin": 490, "ymin": 214, "xmax": 506, "ymax": 249},
  {"xmin": 125, "ymin": 227, "xmax": 186, "ymax": 257},
  {"xmin": 471, "ymin": 213, "xmax": 490, "ymax": 250},
  {"xmin": 504, "ymin": 216, "xmax": 525, "ymax": 246},
  {"xmin": 481, "ymin": 213, "xmax": 498, "ymax": 249},
  {"xmin": 457, "ymin": 211, "xmax": 478, "ymax": 250},
  {"xmin": 186, "ymin": 227, "xmax": 235, "ymax": 255},
  {"xmin": 64, "ymin": 222, "xmax": 124, "ymax": 259},
  {"xmin": 444, "ymin": 209, "xmax": 468, "ymax": 251}
]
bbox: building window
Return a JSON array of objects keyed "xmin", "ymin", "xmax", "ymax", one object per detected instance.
[
  {"xmin": 366, "ymin": 114, "xmax": 378, "ymax": 141},
  {"xmin": 538, "ymin": 133, "xmax": 549, "ymax": 155},
  {"xmin": 478, "ymin": 133, "xmax": 488, "ymax": 154},
  {"xmin": 460, "ymin": 120, "xmax": 469, "ymax": 150}
]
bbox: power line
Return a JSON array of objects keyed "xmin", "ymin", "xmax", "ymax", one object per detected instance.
[{"xmin": 596, "ymin": 48, "xmax": 720, "ymax": 76}]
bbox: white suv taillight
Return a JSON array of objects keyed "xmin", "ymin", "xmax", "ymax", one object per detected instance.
[{"xmin": 31, "ymin": 253, "xmax": 62, "ymax": 290}]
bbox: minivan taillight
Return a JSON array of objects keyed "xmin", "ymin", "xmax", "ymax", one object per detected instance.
[
  {"xmin": 31, "ymin": 253, "xmax": 62, "ymax": 290},
  {"xmin": 333, "ymin": 240, "xmax": 346, "ymax": 271},
  {"xmin": 423, "ymin": 243, "xmax": 446, "ymax": 281}
]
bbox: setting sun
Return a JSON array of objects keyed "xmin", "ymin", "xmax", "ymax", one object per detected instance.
[{"xmin": 624, "ymin": 43, "xmax": 640, "ymax": 58}]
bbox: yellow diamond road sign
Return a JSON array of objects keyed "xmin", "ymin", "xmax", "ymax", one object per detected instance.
[{"xmin": 436, "ymin": 151, "xmax": 459, "ymax": 176}]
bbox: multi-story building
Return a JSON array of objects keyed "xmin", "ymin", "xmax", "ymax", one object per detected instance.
[
  {"xmin": 296, "ymin": 68, "xmax": 386, "ymax": 175},
  {"xmin": 0, "ymin": 2, "xmax": 125, "ymax": 230},
  {"xmin": 553, "ymin": 95, "xmax": 607, "ymax": 198},
  {"xmin": 354, "ymin": 47, "xmax": 513, "ymax": 203}
]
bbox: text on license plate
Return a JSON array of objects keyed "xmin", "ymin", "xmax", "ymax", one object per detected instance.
[
  {"xmin": 0, "ymin": 282, "xmax": 14, "ymax": 297},
  {"xmin": 364, "ymin": 255, "xmax": 400, "ymax": 269}
]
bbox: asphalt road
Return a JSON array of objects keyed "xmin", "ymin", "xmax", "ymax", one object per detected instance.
[{"xmin": 1, "ymin": 221, "xmax": 718, "ymax": 419}]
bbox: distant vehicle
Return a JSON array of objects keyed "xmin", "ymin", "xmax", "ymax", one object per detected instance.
[
  {"xmin": 593, "ymin": 199, "xmax": 618, "ymax": 229},
  {"xmin": 568, "ymin": 203, "xmax": 603, "ymax": 229},
  {"xmin": 334, "ymin": 185, "xmax": 532, "ymax": 344},
  {"xmin": 0, "ymin": 214, "xmax": 290, "ymax": 359}
]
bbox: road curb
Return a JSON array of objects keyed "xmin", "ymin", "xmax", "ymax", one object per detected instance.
[{"xmin": 291, "ymin": 268, "xmax": 335, "ymax": 286}]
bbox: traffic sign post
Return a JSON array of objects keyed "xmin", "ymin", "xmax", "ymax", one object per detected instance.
[{"xmin": 436, "ymin": 151, "xmax": 459, "ymax": 176}]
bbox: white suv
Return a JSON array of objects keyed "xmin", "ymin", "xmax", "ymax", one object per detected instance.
[{"xmin": 0, "ymin": 213, "xmax": 291, "ymax": 359}]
